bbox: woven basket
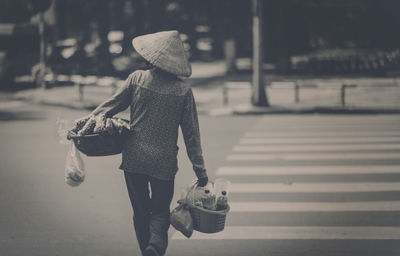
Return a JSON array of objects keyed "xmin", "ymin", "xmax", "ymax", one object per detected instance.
[
  {"xmin": 67, "ymin": 118, "xmax": 129, "ymax": 157},
  {"xmin": 189, "ymin": 204, "xmax": 229, "ymax": 233}
]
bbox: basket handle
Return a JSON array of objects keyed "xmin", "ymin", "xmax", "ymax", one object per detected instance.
[
  {"xmin": 183, "ymin": 180, "xmax": 214, "ymax": 206},
  {"xmin": 66, "ymin": 131, "xmax": 75, "ymax": 140},
  {"xmin": 179, "ymin": 181, "xmax": 198, "ymax": 205},
  {"xmin": 66, "ymin": 131, "xmax": 92, "ymax": 140}
]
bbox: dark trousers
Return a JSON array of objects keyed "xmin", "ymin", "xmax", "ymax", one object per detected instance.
[{"xmin": 124, "ymin": 172, "xmax": 174, "ymax": 256}]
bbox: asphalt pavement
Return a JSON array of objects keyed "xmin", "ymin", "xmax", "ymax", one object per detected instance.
[
  {"xmin": 1, "ymin": 67, "xmax": 400, "ymax": 255},
  {"xmin": 0, "ymin": 101, "xmax": 257, "ymax": 256},
  {"xmin": 169, "ymin": 114, "xmax": 400, "ymax": 256},
  {"xmin": 1, "ymin": 99, "xmax": 400, "ymax": 255}
]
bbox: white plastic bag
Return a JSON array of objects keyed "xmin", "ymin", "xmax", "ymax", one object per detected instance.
[
  {"xmin": 55, "ymin": 117, "xmax": 72, "ymax": 145},
  {"xmin": 65, "ymin": 142, "xmax": 85, "ymax": 187}
]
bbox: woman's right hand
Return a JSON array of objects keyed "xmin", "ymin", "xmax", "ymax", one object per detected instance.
[
  {"xmin": 76, "ymin": 116, "xmax": 97, "ymax": 135},
  {"xmin": 71, "ymin": 115, "xmax": 91, "ymax": 133}
]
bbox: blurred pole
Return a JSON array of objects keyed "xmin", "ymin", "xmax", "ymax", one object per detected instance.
[
  {"xmin": 251, "ymin": 0, "xmax": 269, "ymax": 106},
  {"xmin": 341, "ymin": 84, "xmax": 346, "ymax": 107},
  {"xmin": 224, "ymin": 38, "xmax": 237, "ymax": 74},
  {"xmin": 295, "ymin": 82, "xmax": 300, "ymax": 103},
  {"xmin": 39, "ymin": 12, "xmax": 46, "ymax": 89}
]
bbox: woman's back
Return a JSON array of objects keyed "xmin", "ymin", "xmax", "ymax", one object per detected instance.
[{"xmin": 121, "ymin": 69, "xmax": 191, "ymax": 180}]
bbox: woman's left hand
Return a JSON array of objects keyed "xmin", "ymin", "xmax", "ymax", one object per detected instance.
[{"xmin": 197, "ymin": 176, "xmax": 208, "ymax": 187}]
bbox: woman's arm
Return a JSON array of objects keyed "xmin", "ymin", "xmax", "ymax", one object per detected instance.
[
  {"xmin": 91, "ymin": 74, "xmax": 134, "ymax": 117},
  {"xmin": 180, "ymin": 89, "xmax": 208, "ymax": 183},
  {"xmin": 74, "ymin": 73, "xmax": 135, "ymax": 134}
]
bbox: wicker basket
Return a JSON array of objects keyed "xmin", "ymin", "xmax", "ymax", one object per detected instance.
[
  {"xmin": 67, "ymin": 129, "xmax": 129, "ymax": 157},
  {"xmin": 189, "ymin": 204, "xmax": 229, "ymax": 233}
]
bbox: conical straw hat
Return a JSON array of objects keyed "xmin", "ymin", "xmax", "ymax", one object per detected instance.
[{"xmin": 132, "ymin": 30, "xmax": 192, "ymax": 77}]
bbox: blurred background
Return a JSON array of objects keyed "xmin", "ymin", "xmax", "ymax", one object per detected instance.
[
  {"xmin": 2, "ymin": 2, "xmax": 400, "ymax": 256},
  {"xmin": 1, "ymin": 0, "xmax": 400, "ymax": 91}
]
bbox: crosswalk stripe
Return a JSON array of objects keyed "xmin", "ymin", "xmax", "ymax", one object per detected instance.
[
  {"xmin": 251, "ymin": 125, "xmax": 400, "ymax": 131},
  {"xmin": 255, "ymin": 120, "xmax": 400, "ymax": 126},
  {"xmin": 233, "ymin": 144, "xmax": 400, "ymax": 152},
  {"xmin": 229, "ymin": 201, "xmax": 400, "ymax": 212},
  {"xmin": 245, "ymin": 131, "xmax": 400, "ymax": 138},
  {"xmin": 257, "ymin": 116, "xmax": 400, "ymax": 120},
  {"xmin": 252, "ymin": 120, "xmax": 400, "ymax": 126},
  {"xmin": 172, "ymin": 226, "xmax": 400, "ymax": 240},
  {"xmin": 254, "ymin": 117, "xmax": 400, "ymax": 122},
  {"xmin": 216, "ymin": 166, "xmax": 400, "ymax": 176},
  {"xmin": 192, "ymin": 117, "xmax": 400, "ymax": 243},
  {"xmin": 240, "ymin": 137, "xmax": 400, "ymax": 144},
  {"xmin": 229, "ymin": 182, "xmax": 400, "ymax": 193},
  {"xmin": 227, "ymin": 152, "xmax": 400, "ymax": 161}
]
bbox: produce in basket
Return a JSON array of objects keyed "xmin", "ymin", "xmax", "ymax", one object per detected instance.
[
  {"xmin": 71, "ymin": 115, "xmax": 130, "ymax": 136},
  {"xmin": 67, "ymin": 116, "xmax": 130, "ymax": 156}
]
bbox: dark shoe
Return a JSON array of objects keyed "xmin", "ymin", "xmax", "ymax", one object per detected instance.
[{"xmin": 143, "ymin": 245, "xmax": 160, "ymax": 256}]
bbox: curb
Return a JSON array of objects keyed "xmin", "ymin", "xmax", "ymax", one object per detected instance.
[
  {"xmin": 10, "ymin": 94, "xmax": 400, "ymax": 116},
  {"xmin": 230, "ymin": 105, "xmax": 400, "ymax": 115},
  {"xmin": 12, "ymin": 95, "xmax": 98, "ymax": 111},
  {"xmin": 36, "ymin": 100, "xmax": 98, "ymax": 111}
]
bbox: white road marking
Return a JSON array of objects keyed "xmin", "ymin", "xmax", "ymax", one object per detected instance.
[
  {"xmin": 229, "ymin": 201, "xmax": 400, "ymax": 212},
  {"xmin": 192, "ymin": 118, "xmax": 400, "ymax": 242},
  {"xmin": 0, "ymin": 101, "xmax": 26, "ymax": 110},
  {"xmin": 252, "ymin": 120, "xmax": 400, "ymax": 128},
  {"xmin": 227, "ymin": 152, "xmax": 400, "ymax": 161},
  {"xmin": 233, "ymin": 144, "xmax": 400, "ymax": 152},
  {"xmin": 251, "ymin": 125, "xmax": 400, "ymax": 131},
  {"xmin": 245, "ymin": 131, "xmax": 400, "ymax": 138},
  {"xmin": 240, "ymin": 137, "xmax": 400, "ymax": 144},
  {"xmin": 254, "ymin": 120, "xmax": 400, "ymax": 126},
  {"xmin": 216, "ymin": 166, "xmax": 400, "ymax": 176},
  {"xmin": 172, "ymin": 226, "xmax": 400, "ymax": 240},
  {"xmin": 255, "ymin": 117, "xmax": 400, "ymax": 125},
  {"xmin": 229, "ymin": 182, "xmax": 400, "ymax": 193}
]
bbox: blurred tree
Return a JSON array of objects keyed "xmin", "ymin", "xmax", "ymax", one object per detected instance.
[
  {"xmin": 94, "ymin": 0, "xmax": 113, "ymax": 75},
  {"xmin": 209, "ymin": 0, "xmax": 251, "ymax": 71},
  {"xmin": 28, "ymin": 0, "xmax": 52, "ymax": 88},
  {"xmin": 214, "ymin": 0, "xmax": 238, "ymax": 73},
  {"xmin": 0, "ymin": 0, "xmax": 51, "ymax": 23},
  {"xmin": 29, "ymin": 0, "xmax": 52, "ymax": 14},
  {"xmin": 274, "ymin": 0, "xmax": 291, "ymax": 73}
]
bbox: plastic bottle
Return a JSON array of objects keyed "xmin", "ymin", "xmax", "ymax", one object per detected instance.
[
  {"xmin": 214, "ymin": 179, "xmax": 230, "ymax": 211},
  {"xmin": 202, "ymin": 188, "xmax": 216, "ymax": 210},
  {"xmin": 216, "ymin": 190, "xmax": 228, "ymax": 211}
]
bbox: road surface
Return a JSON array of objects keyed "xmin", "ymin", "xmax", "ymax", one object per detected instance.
[{"xmin": 1, "ymin": 100, "xmax": 400, "ymax": 256}]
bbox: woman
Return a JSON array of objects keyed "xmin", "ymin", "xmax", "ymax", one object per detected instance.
[{"xmin": 76, "ymin": 31, "xmax": 208, "ymax": 256}]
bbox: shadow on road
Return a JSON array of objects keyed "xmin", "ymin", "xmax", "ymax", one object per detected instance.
[{"xmin": 0, "ymin": 110, "xmax": 45, "ymax": 121}]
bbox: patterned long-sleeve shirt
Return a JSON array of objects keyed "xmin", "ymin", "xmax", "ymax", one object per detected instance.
[{"xmin": 90, "ymin": 68, "xmax": 207, "ymax": 181}]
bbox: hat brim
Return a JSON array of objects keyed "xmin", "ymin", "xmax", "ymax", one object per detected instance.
[{"xmin": 132, "ymin": 32, "xmax": 192, "ymax": 77}]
